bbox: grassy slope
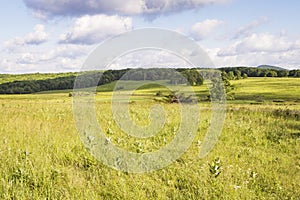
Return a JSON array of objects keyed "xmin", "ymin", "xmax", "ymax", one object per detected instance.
[
  {"xmin": 0, "ymin": 72, "xmax": 78, "ymax": 85},
  {"xmin": 231, "ymin": 77, "xmax": 300, "ymax": 101},
  {"xmin": 0, "ymin": 77, "xmax": 299, "ymax": 199},
  {"xmin": 93, "ymin": 77, "xmax": 300, "ymax": 103}
]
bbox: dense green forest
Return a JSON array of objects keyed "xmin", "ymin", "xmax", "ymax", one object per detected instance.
[
  {"xmin": 0, "ymin": 68, "xmax": 204, "ymax": 94},
  {"xmin": 0, "ymin": 67, "xmax": 299, "ymax": 94},
  {"xmin": 219, "ymin": 67, "xmax": 300, "ymax": 79}
]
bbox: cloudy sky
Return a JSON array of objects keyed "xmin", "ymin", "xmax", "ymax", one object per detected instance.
[{"xmin": 1, "ymin": 0, "xmax": 300, "ymax": 73}]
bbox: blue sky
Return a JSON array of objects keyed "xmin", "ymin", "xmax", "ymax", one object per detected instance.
[{"xmin": 1, "ymin": 0, "xmax": 300, "ymax": 73}]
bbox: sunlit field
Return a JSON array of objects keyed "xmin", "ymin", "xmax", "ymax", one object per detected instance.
[{"xmin": 0, "ymin": 78, "xmax": 299, "ymax": 199}]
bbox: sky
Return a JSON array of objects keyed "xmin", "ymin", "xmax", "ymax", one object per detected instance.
[{"xmin": 1, "ymin": 0, "xmax": 300, "ymax": 74}]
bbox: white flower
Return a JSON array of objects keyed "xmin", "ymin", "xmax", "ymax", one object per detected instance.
[
  {"xmin": 105, "ymin": 137, "xmax": 111, "ymax": 144},
  {"xmin": 234, "ymin": 185, "xmax": 241, "ymax": 190}
]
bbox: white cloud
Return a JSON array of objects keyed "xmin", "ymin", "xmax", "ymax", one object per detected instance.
[
  {"xmin": 190, "ymin": 19, "xmax": 223, "ymax": 40},
  {"xmin": 23, "ymin": 0, "xmax": 231, "ymax": 18},
  {"xmin": 25, "ymin": 24, "xmax": 48, "ymax": 44},
  {"xmin": 59, "ymin": 15, "xmax": 132, "ymax": 44},
  {"xmin": 211, "ymin": 47, "xmax": 283, "ymax": 69},
  {"xmin": 218, "ymin": 33, "xmax": 295, "ymax": 56},
  {"xmin": 231, "ymin": 17, "xmax": 269, "ymax": 39},
  {"xmin": 109, "ymin": 49, "xmax": 191, "ymax": 69},
  {"xmin": 43, "ymin": 44, "xmax": 91, "ymax": 61},
  {"xmin": 237, "ymin": 33, "xmax": 292, "ymax": 53},
  {"xmin": 204, "ymin": 32, "xmax": 300, "ymax": 69},
  {"xmin": 1, "ymin": 43, "xmax": 94, "ymax": 73},
  {"xmin": 4, "ymin": 24, "xmax": 48, "ymax": 49}
]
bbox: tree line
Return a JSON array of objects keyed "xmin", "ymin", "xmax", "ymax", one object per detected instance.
[
  {"xmin": 0, "ymin": 67, "xmax": 299, "ymax": 94},
  {"xmin": 219, "ymin": 67, "xmax": 300, "ymax": 80},
  {"xmin": 0, "ymin": 68, "xmax": 204, "ymax": 94}
]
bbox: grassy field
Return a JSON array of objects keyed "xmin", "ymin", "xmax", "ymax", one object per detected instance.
[
  {"xmin": 0, "ymin": 77, "xmax": 299, "ymax": 199},
  {"xmin": 230, "ymin": 77, "xmax": 300, "ymax": 102}
]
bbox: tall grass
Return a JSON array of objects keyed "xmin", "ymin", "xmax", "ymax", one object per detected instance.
[{"xmin": 0, "ymin": 90, "xmax": 299, "ymax": 199}]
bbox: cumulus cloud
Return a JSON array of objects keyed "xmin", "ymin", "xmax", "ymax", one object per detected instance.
[
  {"xmin": 59, "ymin": 15, "xmax": 132, "ymax": 44},
  {"xmin": 4, "ymin": 24, "xmax": 48, "ymax": 49},
  {"xmin": 0, "ymin": 43, "xmax": 94, "ymax": 73},
  {"xmin": 206, "ymin": 32, "xmax": 300, "ymax": 69},
  {"xmin": 218, "ymin": 33, "xmax": 296, "ymax": 56},
  {"xmin": 23, "ymin": 0, "xmax": 230, "ymax": 18},
  {"xmin": 190, "ymin": 19, "xmax": 223, "ymax": 40},
  {"xmin": 49, "ymin": 44, "xmax": 91, "ymax": 59}
]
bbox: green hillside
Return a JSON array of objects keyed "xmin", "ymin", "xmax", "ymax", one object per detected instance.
[
  {"xmin": 0, "ymin": 72, "xmax": 78, "ymax": 85},
  {"xmin": 257, "ymin": 65, "xmax": 287, "ymax": 71}
]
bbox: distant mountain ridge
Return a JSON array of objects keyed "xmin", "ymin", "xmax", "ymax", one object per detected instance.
[{"xmin": 257, "ymin": 65, "xmax": 287, "ymax": 71}]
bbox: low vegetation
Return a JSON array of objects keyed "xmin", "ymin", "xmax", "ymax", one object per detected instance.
[{"xmin": 0, "ymin": 73, "xmax": 299, "ymax": 199}]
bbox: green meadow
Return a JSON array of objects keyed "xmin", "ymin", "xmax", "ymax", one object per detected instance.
[
  {"xmin": 0, "ymin": 77, "xmax": 299, "ymax": 199},
  {"xmin": 231, "ymin": 77, "xmax": 300, "ymax": 102}
]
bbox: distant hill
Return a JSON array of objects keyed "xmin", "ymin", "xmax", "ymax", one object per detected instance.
[{"xmin": 257, "ymin": 65, "xmax": 287, "ymax": 71}]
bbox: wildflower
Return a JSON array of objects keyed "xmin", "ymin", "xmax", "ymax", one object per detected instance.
[
  {"xmin": 250, "ymin": 171, "xmax": 257, "ymax": 178},
  {"xmin": 209, "ymin": 158, "xmax": 222, "ymax": 178},
  {"xmin": 105, "ymin": 137, "xmax": 111, "ymax": 144},
  {"xmin": 197, "ymin": 140, "xmax": 202, "ymax": 146},
  {"xmin": 234, "ymin": 185, "xmax": 241, "ymax": 190}
]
